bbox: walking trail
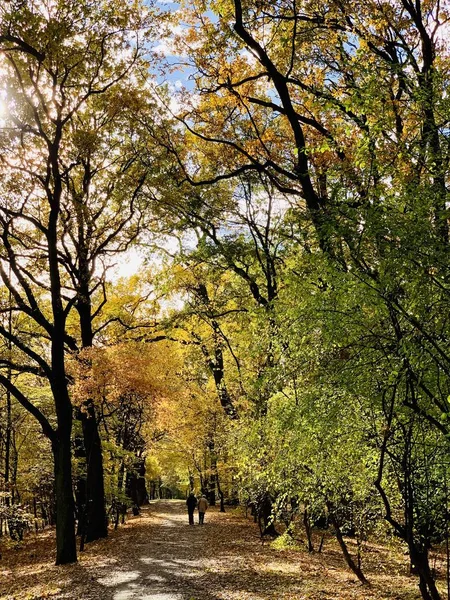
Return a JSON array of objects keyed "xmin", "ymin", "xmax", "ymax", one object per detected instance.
[{"xmin": 0, "ymin": 500, "xmax": 426, "ymax": 600}]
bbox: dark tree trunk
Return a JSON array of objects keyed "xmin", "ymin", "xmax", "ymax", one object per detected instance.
[
  {"xmin": 49, "ymin": 222, "xmax": 77, "ymax": 565},
  {"xmin": 77, "ymin": 294, "xmax": 108, "ymax": 543},
  {"xmin": 216, "ymin": 473, "xmax": 225, "ymax": 513},
  {"xmin": 74, "ymin": 426, "xmax": 86, "ymax": 536},
  {"xmin": 208, "ymin": 479, "xmax": 216, "ymax": 506},
  {"xmin": 410, "ymin": 544, "xmax": 441, "ymax": 600},
  {"xmin": 4, "ymin": 291, "xmax": 12, "ymax": 503},
  {"xmin": 118, "ymin": 461, "xmax": 125, "ymax": 491},
  {"xmin": 402, "ymin": 435, "xmax": 441, "ymax": 600},
  {"xmin": 126, "ymin": 458, "xmax": 148, "ymax": 508},
  {"xmin": 53, "ymin": 435, "xmax": 77, "ymax": 565},
  {"xmin": 260, "ymin": 494, "xmax": 278, "ymax": 537},
  {"xmin": 75, "ymin": 474, "xmax": 86, "ymax": 537},
  {"xmin": 194, "ymin": 284, "xmax": 238, "ymax": 420},
  {"xmin": 4, "ymin": 388, "xmax": 11, "ymax": 501},
  {"xmin": 328, "ymin": 507, "xmax": 368, "ymax": 585},
  {"xmin": 135, "ymin": 458, "xmax": 149, "ymax": 506},
  {"xmin": 126, "ymin": 471, "xmax": 138, "ymax": 506},
  {"xmin": 303, "ymin": 508, "xmax": 314, "ymax": 552},
  {"xmin": 208, "ymin": 440, "xmax": 217, "ymax": 506},
  {"xmin": 81, "ymin": 402, "xmax": 107, "ymax": 542}
]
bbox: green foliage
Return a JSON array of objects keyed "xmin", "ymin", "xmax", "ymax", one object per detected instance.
[
  {"xmin": 0, "ymin": 497, "xmax": 34, "ymax": 542},
  {"xmin": 270, "ymin": 529, "xmax": 301, "ymax": 551}
]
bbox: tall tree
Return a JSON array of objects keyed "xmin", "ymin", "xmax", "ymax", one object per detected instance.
[
  {"xmin": 148, "ymin": 2, "xmax": 450, "ymax": 596},
  {"xmin": 0, "ymin": 0, "xmax": 150, "ymax": 563},
  {"xmin": 61, "ymin": 79, "xmax": 153, "ymax": 544}
]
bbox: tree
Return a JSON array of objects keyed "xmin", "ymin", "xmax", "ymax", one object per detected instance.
[
  {"xmin": 0, "ymin": 0, "xmax": 150, "ymax": 563},
  {"xmin": 148, "ymin": 3, "xmax": 450, "ymax": 596},
  {"xmin": 142, "ymin": 173, "xmax": 292, "ymax": 413},
  {"xmin": 71, "ymin": 340, "xmax": 184, "ymax": 505},
  {"xmin": 60, "ymin": 71, "xmax": 156, "ymax": 545}
]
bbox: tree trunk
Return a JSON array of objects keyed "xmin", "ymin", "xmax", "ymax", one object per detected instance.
[
  {"xmin": 135, "ymin": 457, "xmax": 149, "ymax": 506},
  {"xmin": 216, "ymin": 473, "xmax": 225, "ymax": 513},
  {"xmin": 260, "ymin": 494, "xmax": 278, "ymax": 537},
  {"xmin": 194, "ymin": 284, "xmax": 238, "ymax": 420},
  {"xmin": 410, "ymin": 545, "xmax": 441, "ymax": 600},
  {"xmin": 328, "ymin": 507, "xmax": 368, "ymax": 585},
  {"xmin": 208, "ymin": 477, "xmax": 216, "ymax": 506},
  {"xmin": 303, "ymin": 508, "xmax": 314, "ymax": 552},
  {"xmin": 74, "ymin": 425, "xmax": 86, "ymax": 537},
  {"xmin": 4, "ymin": 286, "xmax": 12, "ymax": 504},
  {"xmin": 75, "ymin": 475, "xmax": 86, "ymax": 537},
  {"xmin": 76, "ymin": 287, "xmax": 108, "ymax": 543},
  {"xmin": 208, "ymin": 440, "xmax": 217, "ymax": 506},
  {"xmin": 4, "ymin": 388, "xmax": 11, "ymax": 502},
  {"xmin": 126, "ymin": 458, "xmax": 148, "ymax": 508},
  {"xmin": 50, "ymin": 293, "xmax": 77, "ymax": 564},
  {"xmin": 53, "ymin": 436, "xmax": 77, "ymax": 565},
  {"xmin": 81, "ymin": 403, "xmax": 107, "ymax": 542}
]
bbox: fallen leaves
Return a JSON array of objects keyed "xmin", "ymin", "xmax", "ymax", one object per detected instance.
[{"xmin": 0, "ymin": 501, "xmax": 433, "ymax": 600}]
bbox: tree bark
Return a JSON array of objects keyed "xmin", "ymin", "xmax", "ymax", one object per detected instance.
[
  {"xmin": 53, "ymin": 434, "xmax": 77, "ymax": 565},
  {"xmin": 208, "ymin": 440, "xmax": 217, "ymax": 506},
  {"xmin": 81, "ymin": 402, "xmax": 107, "ymax": 542},
  {"xmin": 259, "ymin": 494, "xmax": 278, "ymax": 537},
  {"xmin": 135, "ymin": 458, "xmax": 149, "ymax": 506},
  {"xmin": 328, "ymin": 506, "xmax": 368, "ymax": 585},
  {"xmin": 77, "ymin": 292, "xmax": 108, "ymax": 542},
  {"xmin": 49, "ymin": 187, "xmax": 77, "ymax": 563},
  {"xmin": 126, "ymin": 458, "xmax": 149, "ymax": 507},
  {"xmin": 412, "ymin": 547, "xmax": 441, "ymax": 600},
  {"xmin": 216, "ymin": 473, "xmax": 225, "ymax": 513},
  {"xmin": 303, "ymin": 508, "xmax": 314, "ymax": 552}
]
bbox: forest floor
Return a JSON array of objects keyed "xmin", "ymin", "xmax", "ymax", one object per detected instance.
[{"xmin": 0, "ymin": 500, "xmax": 444, "ymax": 600}]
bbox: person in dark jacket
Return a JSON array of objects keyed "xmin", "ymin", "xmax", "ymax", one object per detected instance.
[{"xmin": 186, "ymin": 492, "xmax": 197, "ymax": 525}]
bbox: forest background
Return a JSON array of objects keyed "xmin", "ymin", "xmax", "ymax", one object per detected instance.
[{"xmin": 0, "ymin": 1, "xmax": 449, "ymax": 599}]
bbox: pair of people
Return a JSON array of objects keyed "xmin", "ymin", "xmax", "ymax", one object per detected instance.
[{"xmin": 186, "ymin": 492, "xmax": 208, "ymax": 525}]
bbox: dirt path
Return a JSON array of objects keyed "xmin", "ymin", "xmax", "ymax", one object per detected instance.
[{"xmin": 0, "ymin": 500, "xmax": 426, "ymax": 600}]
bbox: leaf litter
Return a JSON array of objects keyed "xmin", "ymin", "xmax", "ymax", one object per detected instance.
[{"xmin": 0, "ymin": 500, "xmax": 435, "ymax": 599}]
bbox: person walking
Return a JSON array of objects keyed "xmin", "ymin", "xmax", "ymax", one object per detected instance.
[
  {"xmin": 198, "ymin": 494, "xmax": 208, "ymax": 525},
  {"xmin": 186, "ymin": 492, "xmax": 197, "ymax": 525}
]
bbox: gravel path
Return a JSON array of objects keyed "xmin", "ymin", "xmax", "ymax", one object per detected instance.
[{"xmin": 95, "ymin": 500, "xmax": 221, "ymax": 600}]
